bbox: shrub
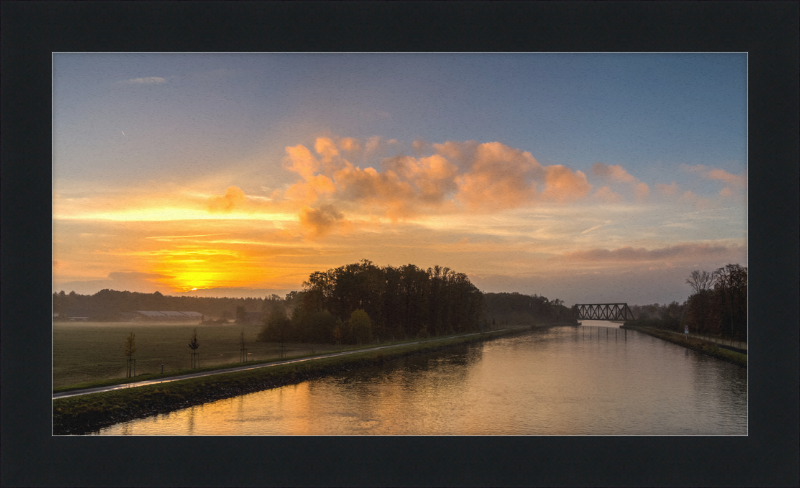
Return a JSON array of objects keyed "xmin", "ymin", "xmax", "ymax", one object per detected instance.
[{"xmin": 348, "ymin": 309, "xmax": 373, "ymax": 344}]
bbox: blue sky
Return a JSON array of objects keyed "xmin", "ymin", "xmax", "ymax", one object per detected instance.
[{"xmin": 53, "ymin": 53, "xmax": 747, "ymax": 304}]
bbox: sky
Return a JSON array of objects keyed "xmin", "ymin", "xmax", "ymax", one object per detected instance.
[{"xmin": 52, "ymin": 53, "xmax": 747, "ymax": 305}]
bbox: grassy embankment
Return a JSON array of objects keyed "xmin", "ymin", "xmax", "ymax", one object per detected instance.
[
  {"xmin": 53, "ymin": 322, "xmax": 537, "ymax": 393},
  {"xmin": 53, "ymin": 326, "xmax": 534, "ymax": 434},
  {"xmin": 621, "ymin": 324, "xmax": 747, "ymax": 367},
  {"xmin": 54, "ymin": 322, "xmax": 344, "ymax": 392}
]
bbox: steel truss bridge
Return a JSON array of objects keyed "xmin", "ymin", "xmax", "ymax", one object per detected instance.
[{"xmin": 574, "ymin": 303, "xmax": 635, "ymax": 321}]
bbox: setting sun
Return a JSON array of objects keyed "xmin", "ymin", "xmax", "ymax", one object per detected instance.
[{"xmin": 52, "ymin": 53, "xmax": 747, "ymax": 305}]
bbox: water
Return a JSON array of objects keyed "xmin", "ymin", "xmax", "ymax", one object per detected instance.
[{"xmin": 94, "ymin": 324, "xmax": 747, "ymax": 435}]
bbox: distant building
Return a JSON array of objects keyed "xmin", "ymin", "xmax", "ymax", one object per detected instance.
[
  {"xmin": 133, "ymin": 311, "xmax": 204, "ymax": 321},
  {"xmin": 62, "ymin": 310, "xmax": 92, "ymax": 321}
]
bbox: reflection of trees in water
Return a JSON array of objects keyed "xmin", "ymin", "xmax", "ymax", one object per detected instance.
[
  {"xmin": 322, "ymin": 342, "xmax": 483, "ymax": 404},
  {"xmin": 186, "ymin": 405, "xmax": 195, "ymax": 435},
  {"xmin": 237, "ymin": 394, "xmax": 245, "ymax": 418}
]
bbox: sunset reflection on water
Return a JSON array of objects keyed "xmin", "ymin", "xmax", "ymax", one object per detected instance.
[{"xmin": 96, "ymin": 326, "xmax": 746, "ymax": 436}]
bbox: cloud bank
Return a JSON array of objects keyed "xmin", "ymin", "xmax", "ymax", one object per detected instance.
[
  {"xmin": 559, "ymin": 242, "xmax": 745, "ymax": 263},
  {"xmin": 681, "ymin": 164, "xmax": 746, "ymax": 187},
  {"xmin": 272, "ymin": 137, "xmax": 594, "ymax": 232}
]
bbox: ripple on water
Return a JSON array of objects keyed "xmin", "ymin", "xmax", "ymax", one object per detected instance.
[{"xmin": 95, "ymin": 327, "xmax": 746, "ymax": 435}]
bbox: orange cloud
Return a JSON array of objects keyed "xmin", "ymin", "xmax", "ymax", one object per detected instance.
[
  {"xmin": 283, "ymin": 141, "xmax": 338, "ymax": 204},
  {"xmin": 334, "ymin": 162, "xmax": 416, "ymax": 218},
  {"xmin": 455, "ymin": 142, "xmax": 542, "ymax": 211},
  {"xmin": 594, "ymin": 186, "xmax": 622, "ymax": 203},
  {"xmin": 592, "ymin": 163, "xmax": 636, "ymax": 183},
  {"xmin": 314, "ymin": 137, "xmax": 339, "ymax": 160},
  {"xmin": 433, "ymin": 140, "xmax": 480, "ymax": 168},
  {"xmin": 656, "ymin": 182, "xmax": 679, "ymax": 196},
  {"xmin": 284, "ymin": 174, "xmax": 336, "ymax": 204},
  {"xmin": 207, "ymin": 186, "xmax": 246, "ymax": 213},
  {"xmin": 284, "ymin": 144, "xmax": 320, "ymax": 179},
  {"xmin": 634, "ymin": 182, "xmax": 650, "ymax": 201},
  {"xmin": 277, "ymin": 138, "xmax": 606, "ymax": 219},
  {"xmin": 541, "ymin": 165, "xmax": 591, "ymax": 203},
  {"xmin": 299, "ymin": 204, "xmax": 345, "ymax": 237},
  {"xmin": 720, "ymin": 187, "xmax": 732, "ymax": 197},
  {"xmin": 383, "ymin": 154, "xmax": 458, "ymax": 203},
  {"xmin": 707, "ymin": 168, "xmax": 746, "ymax": 187},
  {"xmin": 681, "ymin": 164, "xmax": 745, "ymax": 187},
  {"xmin": 338, "ymin": 137, "xmax": 360, "ymax": 153},
  {"xmin": 592, "ymin": 162, "xmax": 648, "ymax": 201}
]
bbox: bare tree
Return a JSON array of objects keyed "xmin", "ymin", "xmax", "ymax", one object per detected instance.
[
  {"xmin": 124, "ymin": 332, "xmax": 137, "ymax": 378},
  {"xmin": 239, "ymin": 329, "xmax": 247, "ymax": 363},
  {"xmin": 686, "ymin": 270, "xmax": 713, "ymax": 294},
  {"xmin": 189, "ymin": 328, "xmax": 200, "ymax": 368}
]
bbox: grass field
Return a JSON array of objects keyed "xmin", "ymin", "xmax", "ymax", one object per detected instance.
[{"xmin": 53, "ymin": 321, "xmax": 341, "ymax": 389}]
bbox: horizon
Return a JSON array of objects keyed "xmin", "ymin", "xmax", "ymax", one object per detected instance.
[{"xmin": 53, "ymin": 53, "xmax": 747, "ymax": 306}]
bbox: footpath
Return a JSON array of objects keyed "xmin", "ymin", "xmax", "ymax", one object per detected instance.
[
  {"xmin": 53, "ymin": 329, "xmax": 526, "ymax": 400},
  {"xmin": 622, "ymin": 325, "xmax": 747, "ymax": 367}
]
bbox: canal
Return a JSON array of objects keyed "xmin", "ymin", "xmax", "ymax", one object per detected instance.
[{"xmin": 94, "ymin": 323, "xmax": 747, "ymax": 435}]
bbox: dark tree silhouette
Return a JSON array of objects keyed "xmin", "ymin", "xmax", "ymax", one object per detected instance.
[
  {"xmin": 124, "ymin": 332, "xmax": 137, "ymax": 377},
  {"xmin": 189, "ymin": 328, "xmax": 200, "ymax": 368},
  {"xmin": 239, "ymin": 329, "xmax": 247, "ymax": 362}
]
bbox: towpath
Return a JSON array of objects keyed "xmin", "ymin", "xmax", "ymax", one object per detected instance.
[{"xmin": 53, "ymin": 330, "xmax": 521, "ymax": 400}]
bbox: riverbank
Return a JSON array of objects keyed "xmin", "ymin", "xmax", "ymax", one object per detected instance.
[
  {"xmin": 53, "ymin": 326, "xmax": 534, "ymax": 435},
  {"xmin": 621, "ymin": 325, "xmax": 747, "ymax": 368}
]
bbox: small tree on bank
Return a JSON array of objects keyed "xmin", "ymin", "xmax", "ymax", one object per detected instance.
[
  {"xmin": 239, "ymin": 329, "xmax": 247, "ymax": 362},
  {"xmin": 124, "ymin": 332, "xmax": 137, "ymax": 378},
  {"xmin": 332, "ymin": 324, "xmax": 342, "ymax": 346},
  {"xmin": 349, "ymin": 309, "xmax": 373, "ymax": 345},
  {"xmin": 189, "ymin": 328, "xmax": 200, "ymax": 368}
]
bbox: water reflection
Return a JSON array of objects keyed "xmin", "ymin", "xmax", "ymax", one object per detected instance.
[{"xmin": 96, "ymin": 327, "xmax": 746, "ymax": 436}]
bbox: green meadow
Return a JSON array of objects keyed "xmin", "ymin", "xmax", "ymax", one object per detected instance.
[{"xmin": 53, "ymin": 321, "xmax": 341, "ymax": 390}]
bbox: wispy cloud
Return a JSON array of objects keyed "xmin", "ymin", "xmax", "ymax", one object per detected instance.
[
  {"xmin": 207, "ymin": 186, "xmax": 247, "ymax": 213},
  {"xmin": 559, "ymin": 242, "xmax": 743, "ymax": 263},
  {"xmin": 681, "ymin": 164, "xmax": 746, "ymax": 187},
  {"xmin": 580, "ymin": 222, "xmax": 610, "ymax": 234},
  {"xmin": 593, "ymin": 186, "xmax": 622, "ymax": 203},
  {"xmin": 592, "ymin": 163, "xmax": 649, "ymax": 202},
  {"xmin": 117, "ymin": 76, "xmax": 167, "ymax": 85},
  {"xmin": 707, "ymin": 168, "xmax": 746, "ymax": 187}
]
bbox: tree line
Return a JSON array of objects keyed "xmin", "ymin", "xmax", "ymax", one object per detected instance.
[
  {"xmin": 484, "ymin": 292, "xmax": 576, "ymax": 326},
  {"xmin": 52, "ymin": 289, "xmax": 283, "ymax": 321},
  {"xmin": 625, "ymin": 263, "xmax": 747, "ymax": 341},
  {"xmin": 258, "ymin": 260, "xmax": 485, "ymax": 345},
  {"xmin": 256, "ymin": 260, "xmax": 578, "ymax": 345}
]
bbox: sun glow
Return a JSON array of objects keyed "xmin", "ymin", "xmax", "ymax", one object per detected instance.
[{"xmin": 149, "ymin": 246, "xmax": 273, "ymax": 292}]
